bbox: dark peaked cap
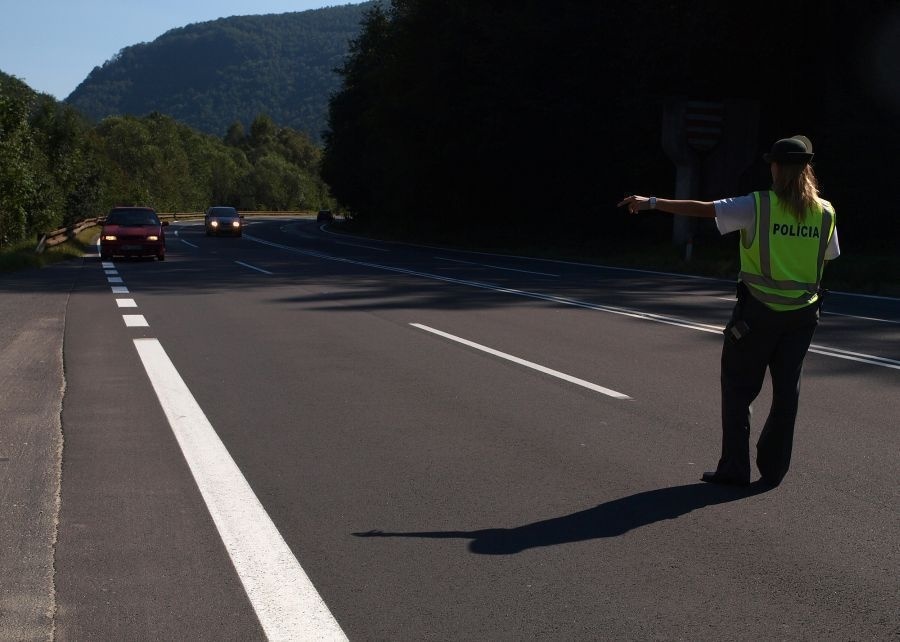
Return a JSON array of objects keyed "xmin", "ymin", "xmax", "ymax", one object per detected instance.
[{"xmin": 764, "ymin": 135, "xmax": 814, "ymax": 164}]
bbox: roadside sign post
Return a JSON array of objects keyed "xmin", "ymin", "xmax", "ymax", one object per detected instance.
[{"xmin": 662, "ymin": 97, "xmax": 759, "ymax": 257}]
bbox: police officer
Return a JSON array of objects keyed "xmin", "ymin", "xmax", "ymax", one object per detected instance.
[{"xmin": 618, "ymin": 135, "xmax": 840, "ymax": 486}]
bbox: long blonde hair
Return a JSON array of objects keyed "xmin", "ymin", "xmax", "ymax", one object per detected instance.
[{"xmin": 772, "ymin": 162, "xmax": 820, "ymax": 221}]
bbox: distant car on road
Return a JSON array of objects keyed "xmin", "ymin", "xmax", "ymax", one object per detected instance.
[
  {"xmin": 205, "ymin": 206, "xmax": 243, "ymax": 237},
  {"xmin": 100, "ymin": 207, "xmax": 167, "ymax": 261},
  {"xmin": 316, "ymin": 209, "xmax": 333, "ymax": 223}
]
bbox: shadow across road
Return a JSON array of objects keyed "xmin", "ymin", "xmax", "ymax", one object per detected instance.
[{"xmin": 354, "ymin": 481, "xmax": 773, "ymax": 555}]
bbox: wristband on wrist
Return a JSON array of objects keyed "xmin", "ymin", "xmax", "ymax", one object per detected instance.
[{"xmin": 649, "ymin": 196, "xmax": 657, "ymax": 210}]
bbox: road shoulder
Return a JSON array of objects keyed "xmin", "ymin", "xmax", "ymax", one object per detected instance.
[{"xmin": 0, "ymin": 260, "xmax": 80, "ymax": 640}]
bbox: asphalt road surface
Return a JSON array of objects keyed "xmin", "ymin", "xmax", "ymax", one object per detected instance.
[{"xmin": 2, "ymin": 216, "xmax": 898, "ymax": 640}]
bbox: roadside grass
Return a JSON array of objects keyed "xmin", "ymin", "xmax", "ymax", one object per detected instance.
[
  {"xmin": 0, "ymin": 227, "xmax": 99, "ymax": 274},
  {"xmin": 821, "ymin": 253, "xmax": 900, "ymax": 296}
]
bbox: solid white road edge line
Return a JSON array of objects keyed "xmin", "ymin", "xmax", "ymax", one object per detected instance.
[
  {"xmin": 316, "ymin": 223, "xmax": 734, "ymax": 282},
  {"xmin": 244, "ymin": 235, "xmax": 897, "ymax": 371},
  {"xmin": 823, "ymin": 310, "xmax": 900, "ymax": 325},
  {"xmin": 316, "ymin": 224, "xmax": 900, "ymax": 302},
  {"xmin": 830, "ymin": 290, "xmax": 900, "ymax": 302},
  {"xmin": 808, "ymin": 345, "xmax": 900, "ymax": 370},
  {"xmin": 132, "ymin": 338, "xmax": 347, "ymax": 641},
  {"xmin": 435, "ymin": 256, "xmax": 560, "ymax": 277},
  {"xmin": 245, "ymin": 235, "xmax": 722, "ymax": 334},
  {"xmin": 334, "ymin": 240, "xmax": 390, "ymax": 252},
  {"xmin": 411, "ymin": 323, "xmax": 631, "ymax": 399},
  {"xmin": 234, "ymin": 260, "xmax": 274, "ymax": 275}
]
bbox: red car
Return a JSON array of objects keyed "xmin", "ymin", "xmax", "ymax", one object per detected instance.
[{"xmin": 100, "ymin": 207, "xmax": 168, "ymax": 261}]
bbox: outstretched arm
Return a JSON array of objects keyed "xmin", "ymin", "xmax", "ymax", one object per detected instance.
[{"xmin": 617, "ymin": 195, "xmax": 716, "ymax": 218}]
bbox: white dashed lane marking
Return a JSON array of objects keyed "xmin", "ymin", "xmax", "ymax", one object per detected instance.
[
  {"xmin": 235, "ymin": 260, "xmax": 273, "ymax": 275},
  {"xmin": 411, "ymin": 323, "xmax": 632, "ymax": 399}
]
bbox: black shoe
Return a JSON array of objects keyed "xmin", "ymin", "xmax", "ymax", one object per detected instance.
[
  {"xmin": 701, "ymin": 471, "xmax": 750, "ymax": 486},
  {"xmin": 757, "ymin": 475, "xmax": 782, "ymax": 488}
]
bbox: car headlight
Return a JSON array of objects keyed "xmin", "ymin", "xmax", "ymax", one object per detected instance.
[
  {"xmin": 102, "ymin": 235, "xmax": 117, "ymax": 241},
  {"xmin": 210, "ymin": 220, "xmax": 219, "ymax": 227},
  {"xmin": 232, "ymin": 220, "xmax": 240, "ymax": 228},
  {"xmin": 147, "ymin": 235, "xmax": 159, "ymax": 241}
]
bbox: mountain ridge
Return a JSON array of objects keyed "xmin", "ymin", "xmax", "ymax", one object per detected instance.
[{"xmin": 65, "ymin": 2, "xmax": 373, "ymax": 139}]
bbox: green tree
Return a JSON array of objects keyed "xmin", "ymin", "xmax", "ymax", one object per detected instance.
[
  {"xmin": 0, "ymin": 83, "xmax": 36, "ymax": 245},
  {"xmin": 2, "ymin": 72, "xmax": 333, "ymax": 243},
  {"xmin": 225, "ymin": 121, "xmax": 245, "ymax": 147},
  {"xmin": 322, "ymin": 0, "xmax": 898, "ymax": 250},
  {"xmin": 248, "ymin": 114, "xmax": 277, "ymax": 159},
  {"xmin": 322, "ymin": 4, "xmax": 395, "ymax": 226}
]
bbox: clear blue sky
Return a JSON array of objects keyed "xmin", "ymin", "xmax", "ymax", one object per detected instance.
[{"xmin": 1, "ymin": 0, "xmax": 367, "ymax": 100}]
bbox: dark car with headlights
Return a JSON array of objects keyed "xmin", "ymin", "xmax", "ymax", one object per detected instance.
[
  {"xmin": 205, "ymin": 206, "xmax": 243, "ymax": 237},
  {"xmin": 100, "ymin": 207, "xmax": 167, "ymax": 261}
]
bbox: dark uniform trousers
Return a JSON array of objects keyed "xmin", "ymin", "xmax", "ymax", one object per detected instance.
[{"xmin": 717, "ymin": 284, "xmax": 820, "ymax": 485}]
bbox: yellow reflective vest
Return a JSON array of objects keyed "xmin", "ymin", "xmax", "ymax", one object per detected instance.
[{"xmin": 739, "ymin": 191, "xmax": 836, "ymax": 311}]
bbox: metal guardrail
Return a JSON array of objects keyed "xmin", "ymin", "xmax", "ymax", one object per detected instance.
[
  {"xmin": 157, "ymin": 211, "xmax": 319, "ymax": 220},
  {"xmin": 35, "ymin": 217, "xmax": 102, "ymax": 253}
]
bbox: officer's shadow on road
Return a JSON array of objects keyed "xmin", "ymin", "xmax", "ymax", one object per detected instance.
[{"xmin": 353, "ymin": 481, "xmax": 773, "ymax": 555}]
